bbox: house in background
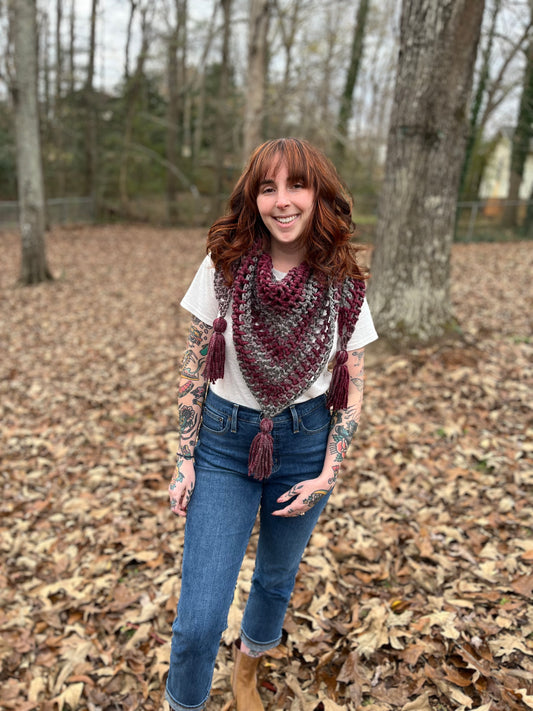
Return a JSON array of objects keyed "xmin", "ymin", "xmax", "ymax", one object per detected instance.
[{"xmin": 479, "ymin": 126, "xmax": 533, "ymax": 217}]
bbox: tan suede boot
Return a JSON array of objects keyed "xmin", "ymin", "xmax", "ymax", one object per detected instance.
[{"xmin": 231, "ymin": 643, "xmax": 264, "ymax": 711}]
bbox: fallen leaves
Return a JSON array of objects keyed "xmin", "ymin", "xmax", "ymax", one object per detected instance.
[{"xmin": 1, "ymin": 227, "xmax": 532, "ymax": 710}]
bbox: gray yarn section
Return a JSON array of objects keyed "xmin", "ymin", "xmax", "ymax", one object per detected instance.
[
  {"xmin": 211, "ymin": 254, "xmax": 355, "ymax": 418},
  {"xmin": 234, "ymin": 259, "xmax": 340, "ymax": 417}
]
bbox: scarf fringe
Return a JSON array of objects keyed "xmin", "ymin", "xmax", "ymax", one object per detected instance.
[
  {"xmin": 204, "ymin": 317, "xmax": 227, "ymax": 382},
  {"xmin": 327, "ymin": 350, "xmax": 349, "ymax": 410},
  {"xmin": 248, "ymin": 417, "xmax": 274, "ymax": 480}
]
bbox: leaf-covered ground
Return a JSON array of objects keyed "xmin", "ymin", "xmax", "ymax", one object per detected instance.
[{"xmin": 1, "ymin": 226, "xmax": 532, "ymax": 711}]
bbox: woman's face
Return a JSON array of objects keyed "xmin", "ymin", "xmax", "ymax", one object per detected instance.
[{"xmin": 256, "ymin": 160, "xmax": 315, "ymax": 256}]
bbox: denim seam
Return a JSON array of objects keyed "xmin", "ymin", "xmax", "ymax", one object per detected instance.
[
  {"xmin": 165, "ymin": 687, "xmax": 208, "ymax": 711},
  {"xmin": 240, "ymin": 626, "xmax": 282, "ymax": 653}
]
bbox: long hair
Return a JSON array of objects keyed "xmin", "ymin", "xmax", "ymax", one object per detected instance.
[{"xmin": 207, "ymin": 138, "xmax": 368, "ymax": 285}]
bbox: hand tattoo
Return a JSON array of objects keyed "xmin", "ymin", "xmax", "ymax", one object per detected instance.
[{"xmin": 302, "ymin": 489, "xmax": 328, "ymax": 506}]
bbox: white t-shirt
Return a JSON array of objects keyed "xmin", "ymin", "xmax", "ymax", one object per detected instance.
[{"xmin": 181, "ymin": 255, "xmax": 378, "ymax": 410}]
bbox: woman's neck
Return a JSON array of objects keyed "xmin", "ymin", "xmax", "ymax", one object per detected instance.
[{"xmin": 269, "ymin": 243, "xmax": 306, "ymax": 273}]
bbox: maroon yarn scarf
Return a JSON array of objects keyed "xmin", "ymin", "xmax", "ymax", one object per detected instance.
[{"xmin": 204, "ymin": 244, "xmax": 365, "ymax": 480}]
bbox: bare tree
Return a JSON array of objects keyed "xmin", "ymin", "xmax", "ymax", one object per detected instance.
[
  {"xmin": 119, "ymin": 3, "xmax": 152, "ymax": 212},
  {"xmin": 271, "ymin": 0, "xmax": 303, "ymax": 135},
  {"xmin": 8, "ymin": 0, "xmax": 52, "ymax": 284},
  {"xmin": 191, "ymin": 2, "xmax": 219, "ymax": 163},
  {"xmin": 367, "ymin": 0, "xmax": 485, "ymax": 343},
  {"xmin": 503, "ymin": 0, "xmax": 533, "ymax": 226},
  {"xmin": 83, "ymin": 0, "xmax": 98, "ymax": 200},
  {"xmin": 68, "ymin": 0, "xmax": 75, "ymax": 94},
  {"xmin": 211, "ymin": 0, "xmax": 233, "ymax": 218},
  {"xmin": 335, "ymin": 0, "xmax": 371, "ymax": 161},
  {"xmin": 243, "ymin": 0, "xmax": 271, "ymax": 159},
  {"xmin": 54, "ymin": 0, "xmax": 62, "ymax": 110},
  {"xmin": 124, "ymin": 0, "xmax": 138, "ymax": 81},
  {"xmin": 54, "ymin": 0, "xmax": 66, "ymax": 195},
  {"xmin": 164, "ymin": 0, "xmax": 188, "ymax": 222}
]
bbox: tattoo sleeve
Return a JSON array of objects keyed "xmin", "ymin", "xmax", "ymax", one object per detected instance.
[
  {"xmin": 177, "ymin": 316, "xmax": 212, "ymax": 457},
  {"xmin": 323, "ymin": 348, "xmax": 365, "ymax": 474}
]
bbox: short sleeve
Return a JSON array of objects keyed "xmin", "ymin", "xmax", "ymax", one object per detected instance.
[
  {"xmin": 180, "ymin": 254, "xmax": 219, "ymax": 326},
  {"xmin": 345, "ymin": 297, "xmax": 378, "ymax": 350}
]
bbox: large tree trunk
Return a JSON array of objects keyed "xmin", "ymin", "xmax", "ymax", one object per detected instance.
[
  {"xmin": 243, "ymin": 0, "xmax": 271, "ymax": 160},
  {"xmin": 9, "ymin": 0, "xmax": 52, "ymax": 285},
  {"xmin": 367, "ymin": 0, "xmax": 484, "ymax": 343}
]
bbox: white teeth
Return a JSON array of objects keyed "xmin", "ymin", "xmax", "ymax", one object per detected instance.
[{"xmin": 276, "ymin": 215, "xmax": 298, "ymax": 224}]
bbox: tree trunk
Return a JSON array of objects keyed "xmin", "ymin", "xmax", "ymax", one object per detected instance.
[
  {"xmin": 335, "ymin": 0, "xmax": 370, "ymax": 161},
  {"xmin": 523, "ymin": 180, "xmax": 533, "ymax": 238},
  {"xmin": 68, "ymin": 0, "xmax": 75, "ymax": 94},
  {"xmin": 124, "ymin": 0, "xmax": 137, "ymax": 80},
  {"xmin": 166, "ymin": 17, "xmax": 180, "ymax": 223},
  {"xmin": 502, "ymin": 32, "xmax": 533, "ymax": 227},
  {"xmin": 83, "ymin": 0, "xmax": 98, "ymax": 201},
  {"xmin": 119, "ymin": 5, "xmax": 150, "ymax": 213},
  {"xmin": 272, "ymin": 0, "xmax": 301, "ymax": 135},
  {"xmin": 212, "ymin": 0, "xmax": 232, "ymax": 219},
  {"xmin": 243, "ymin": 0, "xmax": 271, "ymax": 160},
  {"xmin": 55, "ymin": 0, "xmax": 62, "ymax": 110},
  {"xmin": 367, "ymin": 0, "xmax": 484, "ymax": 344},
  {"xmin": 459, "ymin": 0, "xmax": 501, "ymax": 199},
  {"xmin": 54, "ymin": 0, "xmax": 66, "ymax": 196},
  {"xmin": 165, "ymin": 0, "xmax": 187, "ymax": 223},
  {"xmin": 191, "ymin": 1, "xmax": 218, "ymax": 165},
  {"xmin": 9, "ymin": 0, "xmax": 52, "ymax": 284}
]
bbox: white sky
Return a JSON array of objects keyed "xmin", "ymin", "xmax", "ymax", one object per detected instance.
[
  {"xmin": 44, "ymin": 0, "xmax": 217, "ymax": 91},
  {"xmin": 38, "ymin": 0, "xmax": 528, "ymax": 136}
]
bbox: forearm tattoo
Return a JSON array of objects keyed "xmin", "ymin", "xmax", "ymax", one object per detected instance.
[
  {"xmin": 177, "ymin": 316, "xmax": 211, "ymax": 455},
  {"xmin": 328, "ymin": 405, "xmax": 359, "ymax": 461},
  {"xmin": 326, "ymin": 349, "xmax": 364, "ymax": 462}
]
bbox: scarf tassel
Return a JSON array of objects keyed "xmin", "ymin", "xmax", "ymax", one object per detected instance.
[
  {"xmin": 204, "ymin": 317, "xmax": 227, "ymax": 382},
  {"xmin": 248, "ymin": 417, "xmax": 274, "ymax": 480},
  {"xmin": 327, "ymin": 350, "xmax": 349, "ymax": 410}
]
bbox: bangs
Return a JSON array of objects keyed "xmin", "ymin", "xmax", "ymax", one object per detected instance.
[{"xmin": 247, "ymin": 139, "xmax": 315, "ymax": 198}]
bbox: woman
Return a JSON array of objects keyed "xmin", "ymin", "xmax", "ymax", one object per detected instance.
[{"xmin": 166, "ymin": 138, "xmax": 377, "ymax": 711}]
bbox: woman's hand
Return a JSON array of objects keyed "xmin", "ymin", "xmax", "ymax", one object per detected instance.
[
  {"xmin": 169, "ymin": 457, "xmax": 196, "ymax": 517},
  {"xmin": 272, "ymin": 467, "xmax": 339, "ymax": 518}
]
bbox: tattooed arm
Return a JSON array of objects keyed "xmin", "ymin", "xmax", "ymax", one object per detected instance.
[
  {"xmin": 168, "ymin": 315, "xmax": 212, "ymax": 517},
  {"xmin": 273, "ymin": 348, "xmax": 365, "ymax": 517}
]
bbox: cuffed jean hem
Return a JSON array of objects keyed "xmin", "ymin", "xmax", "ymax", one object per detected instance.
[
  {"xmin": 241, "ymin": 627, "xmax": 282, "ymax": 654},
  {"xmin": 165, "ymin": 688, "xmax": 207, "ymax": 711}
]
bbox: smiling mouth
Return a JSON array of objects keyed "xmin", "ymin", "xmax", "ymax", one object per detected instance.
[{"xmin": 274, "ymin": 215, "xmax": 299, "ymax": 225}]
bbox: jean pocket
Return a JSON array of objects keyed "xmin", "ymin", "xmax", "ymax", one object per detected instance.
[
  {"xmin": 298, "ymin": 403, "xmax": 330, "ymax": 434},
  {"xmin": 201, "ymin": 405, "xmax": 230, "ymax": 434}
]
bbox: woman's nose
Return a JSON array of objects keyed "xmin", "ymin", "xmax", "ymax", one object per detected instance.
[{"xmin": 276, "ymin": 191, "xmax": 290, "ymax": 208}]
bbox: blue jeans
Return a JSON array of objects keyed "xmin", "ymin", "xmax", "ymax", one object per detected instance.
[{"xmin": 165, "ymin": 389, "xmax": 332, "ymax": 710}]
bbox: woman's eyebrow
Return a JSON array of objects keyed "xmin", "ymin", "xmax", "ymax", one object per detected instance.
[{"xmin": 259, "ymin": 178, "xmax": 275, "ymax": 187}]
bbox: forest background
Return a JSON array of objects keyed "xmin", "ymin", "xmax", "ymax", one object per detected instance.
[
  {"xmin": 0, "ymin": 0, "xmax": 532, "ymax": 232},
  {"xmin": 1, "ymin": 1, "xmax": 533, "ymax": 710}
]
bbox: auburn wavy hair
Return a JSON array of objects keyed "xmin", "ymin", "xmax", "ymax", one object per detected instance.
[{"xmin": 207, "ymin": 137, "xmax": 368, "ymax": 285}]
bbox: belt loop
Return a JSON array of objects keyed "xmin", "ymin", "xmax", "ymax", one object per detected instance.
[
  {"xmin": 231, "ymin": 403, "xmax": 239, "ymax": 433},
  {"xmin": 290, "ymin": 405, "xmax": 299, "ymax": 433}
]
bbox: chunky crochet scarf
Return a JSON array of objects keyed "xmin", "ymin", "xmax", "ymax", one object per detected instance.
[{"xmin": 204, "ymin": 243, "xmax": 365, "ymax": 480}]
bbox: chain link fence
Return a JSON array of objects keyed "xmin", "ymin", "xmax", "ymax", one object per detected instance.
[
  {"xmin": 2, "ymin": 196, "xmax": 531, "ymax": 242},
  {"xmin": 455, "ymin": 199, "xmax": 533, "ymax": 242},
  {"xmin": 0, "ymin": 197, "xmax": 95, "ymax": 230}
]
